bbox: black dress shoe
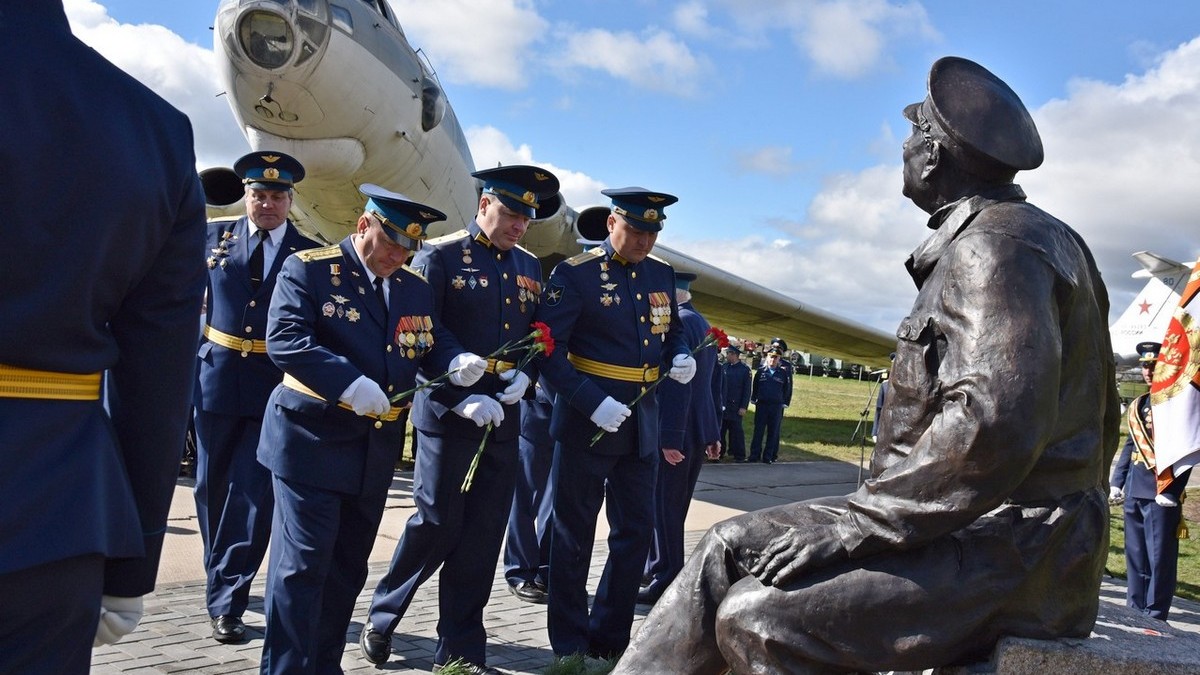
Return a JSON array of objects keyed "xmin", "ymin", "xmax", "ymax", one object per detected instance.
[
  {"xmin": 359, "ymin": 623, "xmax": 391, "ymax": 665},
  {"xmin": 211, "ymin": 615, "xmax": 246, "ymax": 643},
  {"xmin": 509, "ymin": 580, "xmax": 548, "ymax": 604},
  {"xmin": 636, "ymin": 585, "xmax": 663, "ymax": 605}
]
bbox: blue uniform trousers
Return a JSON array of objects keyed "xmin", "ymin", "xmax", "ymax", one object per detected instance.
[
  {"xmin": 192, "ymin": 409, "xmax": 273, "ymax": 617},
  {"xmin": 368, "ymin": 430, "xmax": 517, "ymax": 666},
  {"xmin": 748, "ymin": 403, "xmax": 784, "ymax": 462},
  {"xmin": 720, "ymin": 416, "xmax": 746, "ymax": 460},
  {"xmin": 504, "ymin": 432, "xmax": 555, "ymax": 587},
  {"xmin": 260, "ymin": 476, "xmax": 386, "ymax": 675},
  {"xmin": 547, "ymin": 432, "xmax": 657, "ymax": 658},
  {"xmin": 643, "ymin": 444, "xmax": 706, "ymax": 597},
  {"xmin": 0, "ymin": 553, "xmax": 103, "ymax": 675},
  {"xmin": 1124, "ymin": 496, "xmax": 1183, "ymax": 620}
]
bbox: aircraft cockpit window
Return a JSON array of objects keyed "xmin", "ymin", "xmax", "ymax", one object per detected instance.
[
  {"xmin": 420, "ymin": 75, "xmax": 446, "ymax": 132},
  {"xmin": 296, "ymin": 0, "xmax": 320, "ymax": 13},
  {"xmin": 238, "ymin": 10, "xmax": 294, "ymax": 70},
  {"xmin": 330, "ymin": 5, "xmax": 353, "ymax": 33}
]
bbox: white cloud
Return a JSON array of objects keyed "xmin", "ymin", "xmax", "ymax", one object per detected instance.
[
  {"xmin": 466, "ymin": 125, "xmax": 606, "ymax": 208},
  {"xmin": 734, "ymin": 146, "xmax": 800, "ymax": 177},
  {"xmin": 385, "ymin": 0, "xmax": 547, "ymax": 89},
  {"xmin": 557, "ymin": 28, "xmax": 709, "ymax": 97},
  {"xmin": 64, "ymin": 0, "xmax": 246, "ymax": 168}
]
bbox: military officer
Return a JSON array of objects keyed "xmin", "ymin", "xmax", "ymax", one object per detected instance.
[
  {"xmin": 256, "ymin": 185, "xmax": 451, "ymax": 674},
  {"xmin": 360, "ymin": 165, "xmax": 559, "ymax": 672},
  {"xmin": 639, "ymin": 272, "xmax": 720, "ymax": 605},
  {"xmin": 0, "ymin": 4, "xmax": 206, "ymax": 672},
  {"xmin": 747, "ymin": 348, "xmax": 792, "ymax": 463},
  {"xmin": 719, "ymin": 345, "xmax": 752, "ymax": 462},
  {"xmin": 193, "ymin": 151, "xmax": 320, "ymax": 643},
  {"xmin": 536, "ymin": 187, "xmax": 695, "ymax": 661},
  {"xmin": 1111, "ymin": 341, "xmax": 1192, "ymax": 620}
]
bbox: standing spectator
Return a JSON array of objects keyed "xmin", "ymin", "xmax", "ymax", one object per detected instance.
[
  {"xmin": 708, "ymin": 348, "xmax": 725, "ymax": 463},
  {"xmin": 747, "ymin": 349, "xmax": 791, "ymax": 464},
  {"xmin": 640, "ymin": 272, "xmax": 720, "ymax": 605},
  {"xmin": 536, "ymin": 187, "xmax": 693, "ymax": 662},
  {"xmin": 719, "ymin": 345, "xmax": 752, "ymax": 462},
  {"xmin": 0, "ymin": 3, "xmax": 206, "ymax": 671},
  {"xmin": 1110, "ymin": 340, "xmax": 1192, "ymax": 620},
  {"xmin": 504, "ymin": 376, "xmax": 556, "ymax": 603},
  {"xmin": 360, "ymin": 166, "xmax": 559, "ymax": 671},
  {"xmin": 256, "ymin": 185, "xmax": 447, "ymax": 673},
  {"xmin": 193, "ymin": 151, "xmax": 319, "ymax": 644}
]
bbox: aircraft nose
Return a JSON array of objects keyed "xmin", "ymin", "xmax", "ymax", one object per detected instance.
[{"xmin": 223, "ymin": 0, "xmax": 330, "ymax": 71}]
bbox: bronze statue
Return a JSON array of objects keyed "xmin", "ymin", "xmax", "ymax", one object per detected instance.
[{"xmin": 613, "ymin": 56, "xmax": 1121, "ymax": 674}]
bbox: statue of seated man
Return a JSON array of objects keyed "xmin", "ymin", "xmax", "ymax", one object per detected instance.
[{"xmin": 613, "ymin": 56, "xmax": 1121, "ymax": 674}]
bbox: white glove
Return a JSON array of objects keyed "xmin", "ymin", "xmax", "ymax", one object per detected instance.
[
  {"xmin": 93, "ymin": 595, "xmax": 144, "ymax": 646},
  {"xmin": 449, "ymin": 352, "xmax": 488, "ymax": 387},
  {"xmin": 590, "ymin": 396, "xmax": 631, "ymax": 433},
  {"xmin": 1108, "ymin": 486, "xmax": 1123, "ymax": 501},
  {"xmin": 338, "ymin": 375, "xmax": 390, "ymax": 417},
  {"xmin": 497, "ymin": 369, "xmax": 531, "ymax": 405},
  {"xmin": 1155, "ymin": 493, "xmax": 1179, "ymax": 507},
  {"xmin": 453, "ymin": 394, "xmax": 505, "ymax": 427},
  {"xmin": 668, "ymin": 354, "xmax": 696, "ymax": 384}
]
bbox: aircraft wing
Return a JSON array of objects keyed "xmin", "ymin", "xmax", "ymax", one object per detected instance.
[{"xmin": 652, "ymin": 244, "xmax": 895, "ymax": 367}]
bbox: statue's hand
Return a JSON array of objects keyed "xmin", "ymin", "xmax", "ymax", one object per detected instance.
[{"xmin": 749, "ymin": 527, "xmax": 844, "ymax": 587}]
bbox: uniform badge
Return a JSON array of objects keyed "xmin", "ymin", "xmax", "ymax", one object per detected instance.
[
  {"xmin": 600, "ymin": 272, "xmax": 610, "ymax": 281},
  {"xmin": 601, "ymin": 282, "xmax": 617, "ymax": 291},
  {"xmin": 600, "ymin": 293, "xmax": 613, "ymax": 307},
  {"xmin": 463, "ymin": 254, "xmax": 473, "ymax": 265},
  {"xmin": 207, "ymin": 257, "xmax": 217, "ymax": 269},
  {"xmin": 347, "ymin": 308, "xmax": 361, "ymax": 322},
  {"xmin": 479, "ymin": 275, "xmax": 489, "ymax": 288},
  {"xmin": 219, "ymin": 258, "xmax": 228, "ymax": 269},
  {"xmin": 322, "ymin": 302, "xmax": 336, "ymax": 317},
  {"xmin": 468, "ymin": 276, "xmax": 477, "ymax": 290},
  {"xmin": 331, "ymin": 294, "xmax": 349, "ymax": 304},
  {"xmin": 545, "ymin": 285, "xmax": 564, "ymax": 307},
  {"xmin": 452, "ymin": 275, "xmax": 466, "ymax": 290}
]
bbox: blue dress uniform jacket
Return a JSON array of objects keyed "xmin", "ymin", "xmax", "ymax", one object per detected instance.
[
  {"xmin": 1111, "ymin": 392, "xmax": 1191, "ymax": 620},
  {"xmin": 537, "ymin": 241, "xmax": 688, "ymax": 459},
  {"xmin": 722, "ymin": 361, "xmax": 752, "ymax": 419},
  {"xmin": 0, "ymin": 4, "xmax": 206, "ymax": 671},
  {"xmin": 256, "ymin": 237, "xmax": 439, "ymax": 673},
  {"xmin": 193, "ymin": 217, "xmax": 319, "ymax": 619},
  {"xmin": 408, "ymin": 222, "xmax": 543, "ymax": 442},
  {"xmin": 644, "ymin": 302, "xmax": 719, "ymax": 596},
  {"xmin": 196, "ymin": 217, "xmax": 320, "ymax": 415},
  {"xmin": 536, "ymin": 240, "xmax": 688, "ymax": 658},
  {"xmin": 366, "ymin": 222, "xmax": 542, "ymax": 667}
]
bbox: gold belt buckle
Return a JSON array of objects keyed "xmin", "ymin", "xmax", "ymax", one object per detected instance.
[
  {"xmin": 642, "ymin": 367, "xmax": 654, "ymax": 382},
  {"xmin": 240, "ymin": 338, "xmax": 254, "ymax": 355}
]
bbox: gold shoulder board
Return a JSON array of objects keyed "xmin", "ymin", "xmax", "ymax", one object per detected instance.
[
  {"xmin": 401, "ymin": 264, "xmax": 428, "ymax": 283},
  {"xmin": 566, "ymin": 247, "xmax": 606, "ymax": 267},
  {"xmin": 423, "ymin": 229, "xmax": 470, "ymax": 247},
  {"xmin": 295, "ymin": 245, "xmax": 342, "ymax": 262}
]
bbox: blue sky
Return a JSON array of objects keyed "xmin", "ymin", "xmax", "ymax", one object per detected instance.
[{"xmin": 68, "ymin": 0, "xmax": 1200, "ymax": 337}]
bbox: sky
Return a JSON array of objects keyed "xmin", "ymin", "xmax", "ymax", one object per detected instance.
[{"xmin": 66, "ymin": 0, "xmax": 1200, "ymax": 339}]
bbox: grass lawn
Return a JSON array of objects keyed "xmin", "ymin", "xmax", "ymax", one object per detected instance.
[{"xmin": 749, "ymin": 371, "xmax": 1200, "ymax": 603}]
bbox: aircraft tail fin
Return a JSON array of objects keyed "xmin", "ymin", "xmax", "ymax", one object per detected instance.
[{"xmin": 1110, "ymin": 251, "xmax": 1192, "ymax": 364}]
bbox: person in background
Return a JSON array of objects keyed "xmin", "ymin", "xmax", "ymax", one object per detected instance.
[
  {"xmin": 256, "ymin": 185, "xmax": 448, "ymax": 673},
  {"xmin": 192, "ymin": 151, "xmax": 320, "ymax": 644},
  {"xmin": 747, "ymin": 349, "xmax": 791, "ymax": 464},
  {"xmin": 0, "ymin": 3, "xmax": 206, "ymax": 671},
  {"xmin": 1110, "ymin": 340, "xmax": 1192, "ymax": 620},
  {"xmin": 639, "ymin": 272, "xmax": 720, "ymax": 605},
  {"xmin": 719, "ymin": 345, "xmax": 752, "ymax": 462}
]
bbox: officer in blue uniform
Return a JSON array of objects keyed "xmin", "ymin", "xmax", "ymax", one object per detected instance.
[
  {"xmin": 504, "ymin": 375, "xmax": 556, "ymax": 603},
  {"xmin": 748, "ymin": 347, "xmax": 792, "ymax": 463},
  {"xmin": 719, "ymin": 345, "xmax": 752, "ymax": 462},
  {"xmin": 360, "ymin": 165, "xmax": 559, "ymax": 672},
  {"xmin": 1110, "ymin": 341, "xmax": 1192, "ymax": 620},
  {"xmin": 0, "ymin": 4, "xmax": 206, "ymax": 671},
  {"xmin": 639, "ymin": 272, "xmax": 720, "ymax": 605},
  {"xmin": 536, "ymin": 187, "xmax": 695, "ymax": 660},
  {"xmin": 256, "ymin": 185, "xmax": 448, "ymax": 674},
  {"xmin": 193, "ymin": 151, "xmax": 320, "ymax": 643}
]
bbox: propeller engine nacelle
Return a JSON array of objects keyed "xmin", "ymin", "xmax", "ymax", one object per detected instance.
[{"xmin": 200, "ymin": 167, "xmax": 246, "ymax": 220}]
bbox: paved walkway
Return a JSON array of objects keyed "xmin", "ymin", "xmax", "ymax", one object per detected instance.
[{"xmin": 91, "ymin": 461, "xmax": 1200, "ymax": 673}]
